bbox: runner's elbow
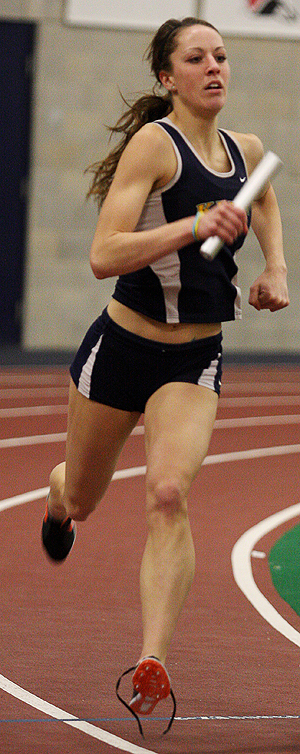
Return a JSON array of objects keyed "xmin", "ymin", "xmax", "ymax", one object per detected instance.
[
  {"xmin": 90, "ymin": 245, "xmax": 112, "ymax": 279},
  {"xmin": 90, "ymin": 256, "xmax": 106, "ymax": 279},
  {"xmin": 90, "ymin": 232, "xmax": 120, "ymax": 279}
]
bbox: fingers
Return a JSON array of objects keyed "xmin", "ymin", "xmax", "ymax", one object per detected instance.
[
  {"xmin": 249, "ymin": 281, "xmax": 290, "ymax": 312},
  {"xmin": 216, "ymin": 202, "xmax": 249, "ymax": 243},
  {"xmin": 248, "ymin": 287, "xmax": 260, "ymax": 310},
  {"xmin": 259, "ymin": 290, "xmax": 290, "ymax": 311}
]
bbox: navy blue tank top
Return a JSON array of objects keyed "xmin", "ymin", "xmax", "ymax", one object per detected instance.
[{"xmin": 112, "ymin": 118, "xmax": 251, "ymax": 324}]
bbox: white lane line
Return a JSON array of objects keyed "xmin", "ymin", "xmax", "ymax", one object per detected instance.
[
  {"xmin": 0, "ymin": 442, "xmax": 299, "ymax": 471},
  {"xmin": 132, "ymin": 415, "xmax": 300, "ymax": 435},
  {"xmin": 0, "ymin": 388, "xmax": 68, "ymax": 399},
  {"xmin": 204, "ymin": 444, "xmax": 300, "ymax": 465},
  {"xmin": 232, "ymin": 502, "xmax": 300, "ymax": 648},
  {"xmin": 0, "ymin": 433, "xmax": 67, "ymax": 449},
  {"xmin": 0, "ymin": 405, "xmax": 68, "ymax": 418},
  {"xmin": 0, "ymin": 482, "xmax": 159, "ymax": 754},
  {"xmin": 2, "ymin": 445, "xmax": 300, "ymax": 514},
  {"xmin": 0, "ymin": 374, "xmax": 68, "ymax": 386},
  {"xmin": 0, "ymin": 374, "xmax": 298, "ymax": 393},
  {"xmin": 223, "ymin": 382, "xmax": 300, "ymax": 394},
  {"xmin": 0, "ymin": 487, "xmax": 50, "ymax": 513},
  {"xmin": 251, "ymin": 551, "xmax": 266, "ymax": 559},
  {"xmin": 2, "ymin": 443, "xmax": 300, "ymax": 750},
  {"xmin": 131, "ymin": 426, "xmax": 145, "ymax": 435},
  {"xmin": 214, "ymin": 414, "xmax": 300, "ymax": 428},
  {"xmin": 1, "ymin": 415, "xmax": 299, "ymax": 449},
  {"xmin": 0, "ymin": 675, "xmax": 158, "ymax": 754},
  {"xmin": 177, "ymin": 714, "xmax": 300, "ymax": 721},
  {"xmin": 220, "ymin": 395, "xmax": 300, "ymax": 408},
  {"xmin": 1, "ymin": 395, "xmax": 299, "ymax": 413}
]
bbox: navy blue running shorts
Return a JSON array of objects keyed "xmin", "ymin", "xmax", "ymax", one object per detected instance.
[{"xmin": 70, "ymin": 308, "xmax": 223, "ymax": 414}]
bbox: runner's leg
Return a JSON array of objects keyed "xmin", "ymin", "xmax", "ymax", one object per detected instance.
[
  {"xmin": 48, "ymin": 378, "xmax": 140, "ymax": 521},
  {"xmin": 140, "ymin": 381, "xmax": 218, "ymax": 663}
]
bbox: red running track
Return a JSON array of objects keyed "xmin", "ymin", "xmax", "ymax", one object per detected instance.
[{"xmin": 0, "ymin": 362, "xmax": 300, "ymax": 754}]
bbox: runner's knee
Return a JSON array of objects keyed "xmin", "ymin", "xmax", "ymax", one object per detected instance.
[{"xmin": 146, "ymin": 476, "xmax": 188, "ymax": 525}]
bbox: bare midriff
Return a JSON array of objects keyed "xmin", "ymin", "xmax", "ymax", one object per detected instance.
[{"xmin": 107, "ymin": 299, "xmax": 221, "ymax": 344}]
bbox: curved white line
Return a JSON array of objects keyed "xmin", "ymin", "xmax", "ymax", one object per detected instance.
[
  {"xmin": 231, "ymin": 503, "xmax": 300, "ymax": 647},
  {"xmin": 2, "ymin": 416, "xmax": 300, "ymax": 448},
  {"xmin": 0, "ymin": 481, "xmax": 159, "ymax": 753},
  {"xmin": 0, "ymin": 484, "xmax": 158, "ymax": 753},
  {"xmin": 1, "ymin": 445, "xmax": 300, "ymax": 514},
  {"xmin": 0, "ymin": 675, "xmax": 158, "ymax": 754},
  {"xmin": 2, "ymin": 443, "xmax": 300, "ymax": 749}
]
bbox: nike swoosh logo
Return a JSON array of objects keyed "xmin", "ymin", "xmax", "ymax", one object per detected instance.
[{"xmin": 240, "ymin": 177, "xmax": 246, "ymax": 182}]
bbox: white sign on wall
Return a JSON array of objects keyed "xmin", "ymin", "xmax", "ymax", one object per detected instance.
[
  {"xmin": 64, "ymin": 0, "xmax": 198, "ymax": 30},
  {"xmin": 202, "ymin": 0, "xmax": 300, "ymax": 39}
]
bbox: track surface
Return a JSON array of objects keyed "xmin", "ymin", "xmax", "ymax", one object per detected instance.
[{"xmin": 1, "ymin": 362, "xmax": 300, "ymax": 754}]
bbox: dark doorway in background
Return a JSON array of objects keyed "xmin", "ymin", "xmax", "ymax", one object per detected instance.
[{"xmin": 0, "ymin": 20, "xmax": 36, "ymax": 346}]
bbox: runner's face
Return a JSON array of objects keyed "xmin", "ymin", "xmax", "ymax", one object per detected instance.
[{"xmin": 162, "ymin": 25, "xmax": 230, "ymax": 116}]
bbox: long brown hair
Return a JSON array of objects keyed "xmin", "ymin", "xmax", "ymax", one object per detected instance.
[{"xmin": 86, "ymin": 17, "xmax": 219, "ymax": 207}]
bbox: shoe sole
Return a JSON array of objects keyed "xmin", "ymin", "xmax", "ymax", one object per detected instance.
[{"xmin": 130, "ymin": 657, "xmax": 171, "ymax": 716}]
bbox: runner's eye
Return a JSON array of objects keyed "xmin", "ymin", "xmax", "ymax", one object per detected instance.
[{"xmin": 187, "ymin": 55, "xmax": 203, "ymax": 64}]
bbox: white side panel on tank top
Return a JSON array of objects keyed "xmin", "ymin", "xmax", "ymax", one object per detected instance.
[
  {"xmin": 136, "ymin": 193, "xmax": 182, "ymax": 323},
  {"xmin": 135, "ymin": 139, "xmax": 183, "ymax": 323},
  {"xmin": 150, "ymin": 251, "xmax": 182, "ymax": 323}
]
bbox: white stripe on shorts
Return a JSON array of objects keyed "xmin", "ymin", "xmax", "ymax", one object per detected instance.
[
  {"xmin": 78, "ymin": 334, "xmax": 103, "ymax": 398},
  {"xmin": 197, "ymin": 353, "xmax": 221, "ymax": 393}
]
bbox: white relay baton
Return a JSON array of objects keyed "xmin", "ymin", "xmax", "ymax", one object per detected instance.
[{"xmin": 200, "ymin": 151, "xmax": 283, "ymax": 261}]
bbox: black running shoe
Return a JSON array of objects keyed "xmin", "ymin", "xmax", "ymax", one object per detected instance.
[{"xmin": 42, "ymin": 504, "xmax": 76, "ymax": 562}]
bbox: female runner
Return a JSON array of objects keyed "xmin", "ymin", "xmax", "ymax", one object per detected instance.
[{"xmin": 42, "ymin": 16, "xmax": 289, "ymax": 734}]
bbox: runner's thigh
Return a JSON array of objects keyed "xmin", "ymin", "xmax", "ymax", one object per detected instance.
[
  {"xmin": 144, "ymin": 382, "xmax": 218, "ymax": 494},
  {"xmin": 64, "ymin": 378, "xmax": 141, "ymax": 513}
]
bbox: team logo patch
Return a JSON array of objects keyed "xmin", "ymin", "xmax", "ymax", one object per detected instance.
[{"xmin": 196, "ymin": 201, "xmax": 217, "ymax": 214}]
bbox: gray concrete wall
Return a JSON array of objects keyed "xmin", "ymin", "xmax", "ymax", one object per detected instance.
[{"xmin": 1, "ymin": 2, "xmax": 299, "ymax": 354}]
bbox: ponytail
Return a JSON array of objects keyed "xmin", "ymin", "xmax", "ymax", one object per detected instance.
[
  {"xmin": 86, "ymin": 91, "xmax": 172, "ymax": 208},
  {"xmin": 86, "ymin": 16, "xmax": 219, "ymax": 207}
]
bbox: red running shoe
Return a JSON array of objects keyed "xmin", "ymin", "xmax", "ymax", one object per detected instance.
[
  {"xmin": 116, "ymin": 656, "xmax": 176, "ymax": 737},
  {"xmin": 130, "ymin": 656, "xmax": 171, "ymax": 715}
]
